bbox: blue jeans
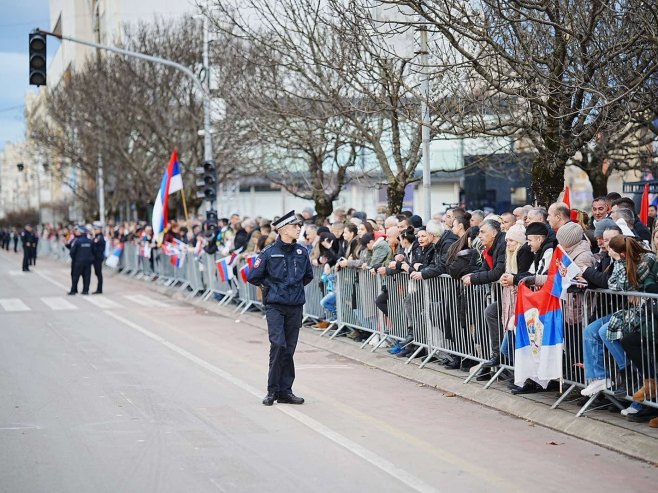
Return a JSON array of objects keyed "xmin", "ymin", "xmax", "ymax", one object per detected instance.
[
  {"xmin": 501, "ymin": 331, "xmax": 514, "ymax": 364},
  {"xmin": 583, "ymin": 314, "xmax": 627, "ymax": 381},
  {"xmin": 320, "ymin": 292, "xmax": 336, "ymax": 320}
]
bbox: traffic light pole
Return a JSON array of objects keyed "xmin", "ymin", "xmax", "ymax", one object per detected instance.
[{"xmin": 36, "ymin": 28, "xmax": 215, "ymax": 195}]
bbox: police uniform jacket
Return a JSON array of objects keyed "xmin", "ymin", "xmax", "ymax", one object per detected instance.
[
  {"xmin": 21, "ymin": 230, "xmax": 35, "ymax": 247},
  {"xmin": 247, "ymin": 237, "xmax": 314, "ymax": 306},
  {"xmin": 70, "ymin": 236, "xmax": 94, "ymax": 265}
]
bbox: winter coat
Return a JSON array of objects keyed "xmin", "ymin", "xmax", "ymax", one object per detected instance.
[
  {"xmin": 420, "ymin": 231, "xmax": 458, "ymax": 279},
  {"xmin": 470, "ymin": 232, "xmax": 506, "ymax": 285}
]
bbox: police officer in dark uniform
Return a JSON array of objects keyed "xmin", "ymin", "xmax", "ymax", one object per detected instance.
[
  {"xmin": 68, "ymin": 226, "xmax": 94, "ymax": 295},
  {"xmin": 247, "ymin": 210, "xmax": 314, "ymax": 406},
  {"xmin": 91, "ymin": 224, "xmax": 106, "ymax": 294},
  {"xmin": 20, "ymin": 224, "xmax": 35, "ymax": 272}
]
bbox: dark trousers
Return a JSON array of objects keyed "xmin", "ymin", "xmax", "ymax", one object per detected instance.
[
  {"xmin": 265, "ymin": 303, "xmax": 303, "ymax": 395},
  {"xmin": 485, "ymin": 301, "xmax": 503, "ymax": 358},
  {"xmin": 13, "ymin": 238, "xmax": 18, "ymax": 252},
  {"xmin": 29, "ymin": 246, "xmax": 36, "ymax": 265},
  {"xmin": 71, "ymin": 263, "xmax": 92, "ymax": 293},
  {"xmin": 93, "ymin": 259, "xmax": 103, "ymax": 292},
  {"xmin": 22, "ymin": 249, "xmax": 30, "ymax": 271},
  {"xmin": 621, "ymin": 332, "xmax": 656, "ymax": 377}
]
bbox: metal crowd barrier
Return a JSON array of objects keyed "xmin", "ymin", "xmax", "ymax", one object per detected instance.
[
  {"xmin": 39, "ymin": 239, "xmax": 658, "ymax": 417},
  {"xmin": 303, "ymin": 265, "xmax": 326, "ymax": 322}
]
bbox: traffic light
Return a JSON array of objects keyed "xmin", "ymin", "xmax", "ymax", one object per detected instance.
[
  {"xmin": 29, "ymin": 31, "xmax": 47, "ymax": 87},
  {"xmin": 195, "ymin": 160, "xmax": 217, "ymax": 201}
]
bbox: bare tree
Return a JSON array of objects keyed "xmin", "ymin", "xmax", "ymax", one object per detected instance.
[
  {"xmin": 28, "ymin": 17, "xmax": 252, "ymax": 220},
  {"xmin": 209, "ymin": 0, "xmax": 452, "ymax": 214},
  {"xmin": 374, "ymin": 0, "xmax": 658, "ymax": 205}
]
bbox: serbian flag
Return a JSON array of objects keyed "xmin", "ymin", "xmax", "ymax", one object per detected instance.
[
  {"xmin": 546, "ymin": 245, "xmax": 580, "ymax": 300},
  {"xmin": 639, "ymin": 183, "xmax": 649, "ymax": 226},
  {"xmin": 239, "ymin": 263, "xmax": 250, "ymax": 283},
  {"xmin": 216, "ymin": 256, "xmax": 233, "ymax": 282},
  {"xmin": 151, "ymin": 150, "xmax": 184, "ymax": 244},
  {"xmin": 514, "ymin": 247, "xmax": 570, "ymax": 388}
]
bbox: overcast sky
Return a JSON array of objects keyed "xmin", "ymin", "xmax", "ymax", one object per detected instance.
[{"xmin": 0, "ymin": 0, "xmax": 51, "ymax": 153}]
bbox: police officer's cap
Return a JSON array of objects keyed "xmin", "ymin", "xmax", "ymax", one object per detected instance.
[{"xmin": 272, "ymin": 210, "xmax": 303, "ymax": 231}]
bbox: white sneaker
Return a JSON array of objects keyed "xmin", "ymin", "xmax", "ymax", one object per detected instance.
[
  {"xmin": 620, "ymin": 403, "xmax": 641, "ymax": 416},
  {"xmin": 581, "ymin": 378, "xmax": 610, "ymax": 396}
]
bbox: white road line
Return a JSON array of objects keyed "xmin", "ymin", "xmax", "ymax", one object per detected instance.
[
  {"xmin": 125, "ymin": 294, "xmax": 169, "ymax": 307},
  {"xmin": 105, "ymin": 311, "xmax": 438, "ymax": 493},
  {"xmin": 34, "ymin": 270, "xmax": 69, "ymax": 291},
  {"xmin": 0, "ymin": 298, "xmax": 30, "ymax": 312},
  {"xmin": 8, "ymin": 270, "xmax": 26, "ymax": 276},
  {"xmin": 81, "ymin": 296, "xmax": 121, "ymax": 309},
  {"xmin": 40, "ymin": 297, "xmax": 78, "ymax": 311}
]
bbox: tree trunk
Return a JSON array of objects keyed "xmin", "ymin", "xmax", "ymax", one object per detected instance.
[
  {"xmin": 387, "ymin": 177, "xmax": 407, "ymax": 214},
  {"xmin": 586, "ymin": 158, "xmax": 608, "ymax": 198},
  {"xmin": 531, "ymin": 155, "xmax": 566, "ymax": 207},
  {"xmin": 313, "ymin": 194, "xmax": 333, "ymax": 224}
]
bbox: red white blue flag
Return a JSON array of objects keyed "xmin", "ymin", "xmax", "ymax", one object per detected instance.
[
  {"xmin": 216, "ymin": 256, "xmax": 233, "ymax": 282},
  {"xmin": 151, "ymin": 150, "xmax": 183, "ymax": 244},
  {"xmin": 514, "ymin": 247, "xmax": 572, "ymax": 388}
]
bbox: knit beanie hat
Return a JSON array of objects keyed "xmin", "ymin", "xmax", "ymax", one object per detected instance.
[
  {"xmin": 505, "ymin": 224, "xmax": 526, "ymax": 244},
  {"xmin": 556, "ymin": 222, "xmax": 583, "ymax": 248},
  {"xmin": 526, "ymin": 222, "xmax": 549, "ymax": 236},
  {"xmin": 593, "ymin": 217, "xmax": 616, "ymax": 238},
  {"xmin": 409, "ymin": 215, "xmax": 423, "ymax": 228}
]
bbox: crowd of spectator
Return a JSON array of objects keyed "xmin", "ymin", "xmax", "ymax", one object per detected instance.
[{"xmin": 10, "ymin": 194, "xmax": 658, "ymax": 428}]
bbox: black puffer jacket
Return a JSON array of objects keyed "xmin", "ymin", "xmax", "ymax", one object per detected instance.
[
  {"xmin": 421, "ymin": 231, "xmax": 458, "ymax": 279},
  {"xmin": 470, "ymin": 232, "xmax": 506, "ymax": 285}
]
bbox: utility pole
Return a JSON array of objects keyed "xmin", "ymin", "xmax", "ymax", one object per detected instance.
[
  {"xmin": 93, "ymin": 2, "xmax": 106, "ymax": 227},
  {"xmin": 420, "ymin": 26, "xmax": 431, "ymax": 223}
]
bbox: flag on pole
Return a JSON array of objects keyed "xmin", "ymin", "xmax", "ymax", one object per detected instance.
[
  {"xmin": 562, "ymin": 186, "xmax": 570, "ymax": 208},
  {"xmin": 639, "ymin": 183, "xmax": 649, "ymax": 226},
  {"xmin": 152, "ymin": 149, "xmax": 184, "ymax": 244},
  {"xmin": 239, "ymin": 263, "xmax": 250, "ymax": 283},
  {"xmin": 245, "ymin": 254, "xmax": 257, "ymax": 270},
  {"xmin": 514, "ymin": 247, "xmax": 571, "ymax": 388},
  {"xmin": 216, "ymin": 256, "xmax": 234, "ymax": 282}
]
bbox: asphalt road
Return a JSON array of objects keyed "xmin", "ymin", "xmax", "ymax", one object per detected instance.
[{"xmin": 0, "ymin": 250, "xmax": 656, "ymax": 493}]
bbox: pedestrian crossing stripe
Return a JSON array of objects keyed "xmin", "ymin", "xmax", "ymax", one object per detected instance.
[
  {"xmin": 0, "ymin": 298, "xmax": 30, "ymax": 312},
  {"xmin": 125, "ymin": 294, "xmax": 169, "ymax": 307},
  {"xmin": 40, "ymin": 297, "xmax": 78, "ymax": 311},
  {"xmin": 80, "ymin": 296, "xmax": 121, "ymax": 309}
]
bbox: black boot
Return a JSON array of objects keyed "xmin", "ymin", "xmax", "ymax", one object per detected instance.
[{"xmin": 262, "ymin": 393, "xmax": 276, "ymax": 406}]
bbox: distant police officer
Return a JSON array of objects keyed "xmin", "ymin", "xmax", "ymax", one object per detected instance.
[
  {"xmin": 247, "ymin": 210, "xmax": 314, "ymax": 406},
  {"xmin": 68, "ymin": 226, "xmax": 94, "ymax": 295},
  {"xmin": 91, "ymin": 223, "xmax": 106, "ymax": 294},
  {"xmin": 20, "ymin": 225, "xmax": 35, "ymax": 272}
]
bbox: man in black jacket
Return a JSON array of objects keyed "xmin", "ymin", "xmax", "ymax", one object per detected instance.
[
  {"xmin": 68, "ymin": 226, "xmax": 94, "ymax": 295},
  {"xmin": 462, "ymin": 219, "xmax": 507, "ymax": 376},
  {"xmin": 20, "ymin": 225, "xmax": 35, "ymax": 272},
  {"xmin": 91, "ymin": 224, "xmax": 106, "ymax": 294}
]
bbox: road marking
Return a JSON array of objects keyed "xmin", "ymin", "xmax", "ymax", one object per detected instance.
[
  {"xmin": 105, "ymin": 311, "xmax": 438, "ymax": 493},
  {"xmin": 125, "ymin": 294, "xmax": 169, "ymax": 307},
  {"xmin": 34, "ymin": 270, "xmax": 69, "ymax": 291},
  {"xmin": 81, "ymin": 296, "xmax": 121, "ymax": 309},
  {"xmin": 0, "ymin": 298, "xmax": 30, "ymax": 312},
  {"xmin": 8, "ymin": 270, "xmax": 26, "ymax": 276},
  {"xmin": 41, "ymin": 297, "xmax": 78, "ymax": 311}
]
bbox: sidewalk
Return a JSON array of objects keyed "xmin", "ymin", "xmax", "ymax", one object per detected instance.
[{"xmin": 145, "ymin": 280, "xmax": 658, "ymax": 464}]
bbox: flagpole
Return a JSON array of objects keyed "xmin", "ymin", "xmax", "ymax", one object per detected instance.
[{"xmin": 180, "ymin": 188, "xmax": 190, "ymax": 223}]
